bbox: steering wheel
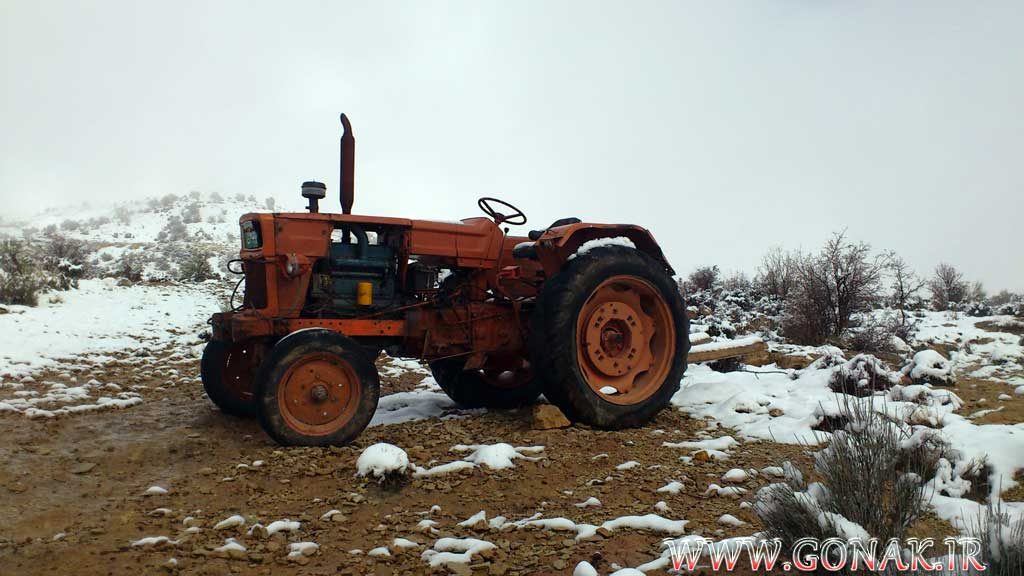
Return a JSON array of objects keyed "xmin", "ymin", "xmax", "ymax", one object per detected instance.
[{"xmin": 477, "ymin": 197, "xmax": 527, "ymax": 226}]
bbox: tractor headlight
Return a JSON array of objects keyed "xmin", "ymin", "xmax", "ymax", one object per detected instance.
[{"xmin": 241, "ymin": 220, "xmax": 262, "ymax": 250}]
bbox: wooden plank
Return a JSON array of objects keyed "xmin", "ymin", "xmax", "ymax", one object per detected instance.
[{"xmin": 688, "ymin": 337, "xmax": 767, "ymax": 364}]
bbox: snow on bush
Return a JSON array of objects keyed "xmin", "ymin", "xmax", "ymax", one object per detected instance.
[
  {"xmin": 902, "ymin": 349, "xmax": 956, "ymax": 386},
  {"xmin": 829, "ymin": 353, "xmax": 901, "ymax": 397},
  {"xmin": 356, "ymin": 443, "xmax": 410, "ymax": 486}
]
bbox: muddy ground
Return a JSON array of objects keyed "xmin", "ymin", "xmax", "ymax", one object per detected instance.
[{"xmin": 1, "ymin": 339, "xmax": 1020, "ymax": 575}]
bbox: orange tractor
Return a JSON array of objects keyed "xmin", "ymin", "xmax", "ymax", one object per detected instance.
[{"xmin": 203, "ymin": 115, "xmax": 690, "ymax": 446}]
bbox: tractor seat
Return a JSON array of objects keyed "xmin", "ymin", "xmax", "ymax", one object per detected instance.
[
  {"xmin": 527, "ymin": 217, "xmax": 581, "ymax": 241},
  {"xmin": 514, "ymin": 217, "xmax": 582, "ymax": 260}
]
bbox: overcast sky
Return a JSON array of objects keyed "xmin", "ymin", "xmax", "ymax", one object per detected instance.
[{"xmin": 2, "ymin": 1, "xmax": 1021, "ymax": 290}]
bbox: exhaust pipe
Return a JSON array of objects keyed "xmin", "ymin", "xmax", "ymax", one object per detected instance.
[{"xmin": 340, "ymin": 113, "xmax": 355, "ymax": 214}]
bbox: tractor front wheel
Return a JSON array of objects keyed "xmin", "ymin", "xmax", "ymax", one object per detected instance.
[
  {"xmin": 200, "ymin": 339, "xmax": 267, "ymax": 417},
  {"xmin": 255, "ymin": 329, "xmax": 380, "ymax": 446},
  {"xmin": 530, "ymin": 246, "xmax": 689, "ymax": 428},
  {"xmin": 429, "ymin": 356, "xmax": 542, "ymax": 409}
]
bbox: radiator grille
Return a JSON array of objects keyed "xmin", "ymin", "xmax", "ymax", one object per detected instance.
[{"xmin": 243, "ymin": 261, "xmax": 268, "ymax": 309}]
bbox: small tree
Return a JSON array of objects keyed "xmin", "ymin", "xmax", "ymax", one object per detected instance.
[
  {"xmin": 265, "ymin": 196, "xmax": 276, "ymax": 211},
  {"xmin": 929, "ymin": 263, "xmax": 967, "ymax": 311},
  {"xmin": 685, "ymin": 265, "xmax": 720, "ymax": 293},
  {"xmin": 181, "ymin": 203, "xmax": 202, "ymax": 224},
  {"xmin": 114, "ymin": 205, "xmax": 132, "ymax": 225},
  {"xmin": 886, "ymin": 253, "xmax": 925, "ymax": 330},
  {"xmin": 756, "ymin": 246, "xmax": 797, "ymax": 300},
  {"xmin": 209, "ymin": 191, "xmax": 224, "ymax": 203},
  {"xmin": 782, "ymin": 232, "xmax": 888, "ymax": 344},
  {"xmin": 157, "ymin": 215, "xmax": 188, "ymax": 242}
]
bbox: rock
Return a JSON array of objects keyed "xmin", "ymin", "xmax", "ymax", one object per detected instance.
[
  {"xmin": 692, "ymin": 450, "xmax": 712, "ymax": 462},
  {"xmin": 553, "ymin": 559, "xmax": 567, "ymax": 570},
  {"xmin": 70, "ymin": 462, "xmax": 97, "ymax": 474},
  {"xmin": 531, "ymin": 405, "xmax": 571, "ymax": 430},
  {"xmin": 768, "ymin": 408, "xmax": 783, "ymax": 418},
  {"xmin": 489, "ymin": 562, "xmax": 509, "ymax": 575}
]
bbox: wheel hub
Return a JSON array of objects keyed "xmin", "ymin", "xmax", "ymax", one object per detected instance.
[
  {"xmin": 575, "ymin": 275, "xmax": 676, "ymax": 405},
  {"xmin": 310, "ymin": 383, "xmax": 329, "ymax": 402},
  {"xmin": 280, "ymin": 355, "xmax": 357, "ymax": 430},
  {"xmin": 583, "ymin": 301, "xmax": 645, "ymax": 377}
]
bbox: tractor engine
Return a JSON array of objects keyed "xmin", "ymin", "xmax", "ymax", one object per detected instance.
[{"xmin": 307, "ymin": 224, "xmax": 403, "ymax": 315}]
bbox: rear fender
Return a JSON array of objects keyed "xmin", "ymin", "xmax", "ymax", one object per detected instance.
[{"xmin": 533, "ymin": 223, "xmax": 674, "ymax": 276}]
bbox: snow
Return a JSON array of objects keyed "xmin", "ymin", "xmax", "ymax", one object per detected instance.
[
  {"xmin": 656, "ymin": 481, "xmax": 685, "ymax": 495},
  {"xmin": 368, "ymin": 546, "xmax": 391, "ymax": 558},
  {"xmin": 570, "ymin": 237, "xmax": 637, "ymax": 259},
  {"xmin": 392, "ymin": 537, "xmax": 420, "ymax": 550},
  {"xmin": 414, "ymin": 443, "xmax": 544, "ymax": 476},
  {"xmin": 0, "ymin": 279, "xmax": 218, "ymax": 381},
  {"xmin": 356, "ymin": 443, "xmax": 410, "ymax": 479},
  {"xmin": 721, "ymin": 468, "xmax": 748, "ymax": 483},
  {"xmin": 214, "ymin": 538, "xmax": 246, "ymax": 554},
  {"xmin": 615, "ymin": 460, "xmax": 640, "ymax": 471},
  {"xmin": 904, "ymin": 349, "xmax": 956, "ymax": 385},
  {"xmin": 131, "ymin": 536, "xmax": 177, "ymax": 547},
  {"xmin": 457, "ymin": 510, "xmax": 488, "ymax": 528},
  {"xmin": 574, "ymin": 497, "xmax": 602, "ymax": 508},
  {"xmin": 717, "ymin": 514, "xmax": 746, "ymax": 527},
  {"xmin": 688, "ymin": 335, "xmax": 763, "ymax": 354},
  {"xmin": 320, "ymin": 509, "xmax": 342, "ymax": 521},
  {"xmin": 599, "ymin": 386, "xmax": 619, "ymax": 395},
  {"xmin": 421, "ymin": 537, "xmax": 496, "ymax": 567},
  {"xmin": 144, "ymin": 485, "xmax": 168, "ymax": 496},
  {"xmin": 287, "ymin": 542, "xmax": 319, "ymax": 559},
  {"xmin": 573, "ymin": 561, "xmax": 599, "ymax": 576},
  {"xmin": 600, "ymin": 514, "xmax": 687, "ymax": 535},
  {"xmin": 265, "ymin": 519, "xmax": 300, "ymax": 536},
  {"xmin": 213, "ymin": 514, "xmax": 245, "ymax": 530}
]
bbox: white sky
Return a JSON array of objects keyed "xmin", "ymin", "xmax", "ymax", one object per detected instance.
[{"xmin": 2, "ymin": 1, "xmax": 1022, "ymax": 290}]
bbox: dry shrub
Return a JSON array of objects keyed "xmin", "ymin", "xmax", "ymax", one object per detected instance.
[
  {"xmin": 969, "ymin": 501, "xmax": 1024, "ymax": 576},
  {"xmin": 756, "ymin": 396, "xmax": 943, "ymax": 553},
  {"xmin": 0, "ymin": 239, "xmax": 44, "ymax": 305}
]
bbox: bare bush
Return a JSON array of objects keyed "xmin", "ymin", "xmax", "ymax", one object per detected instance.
[
  {"xmin": 179, "ymin": 249, "xmax": 215, "ymax": 282},
  {"xmin": 685, "ymin": 265, "xmax": 719, "ymax": 293},
  {"xmin": 114, "ymin": 205, "xmax": 132, "ymax": 225},
  {"xmin": 781, "ymin": 232, "xmax": 888, "ymax": 345},
  {"xmin": 118, "ymin": 253, "xmax": 144, "ymax": 283},
  {"xmin": 969, "ymin": 501, "xmax": 1024, "ymax": 576},
  {"xmin": 886, "ymin": 253, "xmax": 925, "ymax": 330},
  {"xmin": 157, "ymin": 215, "xmax": 188, "ymax": 242},
  {"xmin": 0, "ymin": 239, "xmax": 44, "ymax": 305},
  {"xmin": 181, "ymin": 203, "xmax": 202, "ymax": 224},
  {"xmin": 756, "ymin": 397, "xmax": 943, "ymax": 553},
  {"xmin": 929, "ymin": 263, "xmax": 968, "ymax": 311},
  {"xmin": 265, "ymin": 196, "xmax": 276, "ymax": 211},
  {"xmin": 756, "ymin": 246, "xmax": 798, "ymax": 300},
  {"xmin": 39, "ymin": 235, "xmax": 89, "ymax": 291}
]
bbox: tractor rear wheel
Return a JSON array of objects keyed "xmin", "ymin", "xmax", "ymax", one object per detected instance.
[
  {"xmin": 255, "ymin": 329, "xmax": 380, "ymax": 446},
  {"xmin": 200, "ymin": 339, "xmax": 267, "ymax": 417},
  {"xmin": 429, "ymin": 356, "xmax": 542, "ymax": 409},
  {"xmin": 530, "ymin": 245, "xmax": 689, "ymax": 428}
]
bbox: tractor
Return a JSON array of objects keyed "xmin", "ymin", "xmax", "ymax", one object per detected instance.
[{"xmin": 202, "ymin": 115, "xmax": 690, "ymax": 446}]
